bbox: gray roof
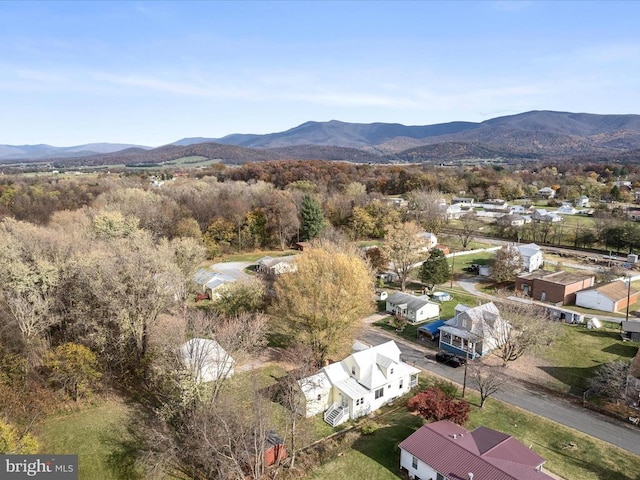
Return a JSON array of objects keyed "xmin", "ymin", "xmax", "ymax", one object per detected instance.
[
  {"xmin": 387, "ymin": 292, "xmax": 436, "ymax": 311},
  {"xmin": 622, "ymin": 321, "xmax": 640, "ymax": 333}
]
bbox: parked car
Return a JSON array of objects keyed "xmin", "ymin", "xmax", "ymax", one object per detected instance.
[{"xmin": 434, "ymin": 351, "xmax": 466, "ymax": 368}]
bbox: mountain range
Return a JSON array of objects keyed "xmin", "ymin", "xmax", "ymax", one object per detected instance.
[{"xmin": 3, "ymin": 110, "xmax": 640, "ymax": 165}]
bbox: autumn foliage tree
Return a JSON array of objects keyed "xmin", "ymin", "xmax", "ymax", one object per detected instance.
[
  {"xmin": 407, "ymin": 386, "xmax": 470, "ymax": 425},
  {"xmin": 271, "ymin": 242, "xmax": 373, "ymax": 367}
]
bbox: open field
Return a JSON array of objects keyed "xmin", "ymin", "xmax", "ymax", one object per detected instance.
[
  {"xmin": 37, "ymin": 399, "xmax": 133, "ymax": 480},
  {"xmin": 540, "ymin": 323, "xmax": 639, "ymax": 394}
]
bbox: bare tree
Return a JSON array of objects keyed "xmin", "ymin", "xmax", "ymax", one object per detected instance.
[
  {"xmin": 491, "ymin": 244, "xmax": 522, "ymax": 283},
  {"xmin": 457, "ymin": 211, "xmax": 480, "ymax": 249},
  {"xmin": 405, "ymin": 190, "xmax": 447, "ymax": 234},
  {"xmin": 469, "ymin": 361, "xmax": 506, "ymax": 407},
  {"xmin": 588, "ymin": 360, "xmax": 629, "ymax": 403},
  {"xmin": 381, "ymin": 221, "xmax": 425, "ymax": 291},
  {"xmin": 488, "ymin": 300, "xmax": 562, "ymax": 367}
]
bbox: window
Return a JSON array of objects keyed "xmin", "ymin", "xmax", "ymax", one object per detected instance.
[
  {"xmin": 375, "ymin": 388, "xmax": 384, "ymax": 399},
  {"xmin": 351, "ymin": 366, "xmax": 355, "ymax": 375},
  {"xmin": 399, "ymin": 379, "xmax": 403, "ymax": 389},
  {"xmin": 412, "ymin": 456, "xmax": 418, "ymax": 469},
  {"xmin": 390, "ymin": 368, "xmax": 394, "ymax": 375},
  {"xmin": 317, "ymin": 394, "xmax": 321, "ymax": 401},
  {"xmin": 436, "ymin": 473, "xmax": 448, "ymax": 480},
  {"xmin": 356, "ymin": 398, "xmax": 360, "ymax": 406}
]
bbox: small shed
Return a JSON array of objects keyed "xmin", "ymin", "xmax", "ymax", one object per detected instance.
[
  {"xmin": 621, "ymin": 321, "xmax": 640, "ymax": 342},
  {"xmin": 264, "ymin": 431, "xmax": 287, "ymax": 466},
  {"xmin": 180, "ymin": 338, "xmax": 235, "ymax": 383},
  {"xmin": 417, "ymin": 319, "xmax": 446, "ymax": 340}
]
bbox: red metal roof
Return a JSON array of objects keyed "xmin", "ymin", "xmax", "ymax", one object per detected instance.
[{"xmin": 399, "ymin": 421, "xmax": 555, "ymax": 480}]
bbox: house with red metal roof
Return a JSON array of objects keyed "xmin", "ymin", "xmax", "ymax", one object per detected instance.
[{"xmin": 399, "ymin": 420, "xmax": 556, "ymax": 480}]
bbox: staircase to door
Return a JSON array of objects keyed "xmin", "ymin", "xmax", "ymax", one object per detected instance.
[{"xmin": 324, "ymin": 403, "xmax": 349, "ymax": 427}]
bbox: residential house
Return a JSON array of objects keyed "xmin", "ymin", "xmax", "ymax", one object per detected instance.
[
  {"xmin": 556, "ymin": 203, "xmax": 577, "ymax": 215},
  {"xmin": 420, "ymin": 232, "xmax": 438, "ymax": 249},
  {"xmin": 532, "ymin": 209, "xmax": 562, "ymax": 223},
  {"xmin": 298, "ymin": 341, "xmax": 420, "ymax": 426},
  {"xmin": 444, "ymin": 203, "xmax": 463, "ymax": 220},
  {"xmin": 438, "ymin": 302, "xmax": 507, "ymax": 359},
  {"xmin": 399, "ymin": 420, "xmax": 555, "ymax": 480},
  {"xmin": 452, "ymin": 197, "xmax": 475, "ymax": 207},
  {"xmin": 495, "ymin": 214, "xmax": 526, "ymax": 227},
  {"xmin": 575, "ymin": 195, "xmax": 590, "ymax": 208},
  {"xmin": 255, "ymin": 255, "xmax": 298, "ymax": 275},
  {"xmin": 515, "ymin": 270, "xmax": 595, "ymax": 305},
  {"xmin": 510, "ymin": 205, "xmax": 529, "ymax": 214},
  {"xmin": 481, "ymin": 199, "xmax": 509, "ymax": 211},
  {"xmin": 180, "ymin": 338, "xmax": 235, "ymax": 383},
  {"xmin": 517, "ymin": 243, "xmax": 544, "ymax": 272},
  {"xmin": 625, "ymin": 348, "xmax": 640, "ymax": 408},
  {"xmin": 621, "ymin": 321, "xmax": 640, "ymax": 342},
  {"xmin": 537, "ymin": 186, "xmax": 556, "ymax": 199},
  {"xmin": 386, "ymin": 292, "xmax": 440, "ymax": 323},
  {"xmin": 575, "ymin": 280, "xmax": 639, "ymax": 313},
  {"xmin": 193, "ymin": 269, "xmax": 235, "ymax": 298}
]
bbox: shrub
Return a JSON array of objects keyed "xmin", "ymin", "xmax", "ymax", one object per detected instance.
[
  {"xmin": 360, "ymin": 419, "xmax": 379, "ymax": 435},
  {"xmin": 407, "ymin": 387, "xmax": 470, "ymax": 425}
]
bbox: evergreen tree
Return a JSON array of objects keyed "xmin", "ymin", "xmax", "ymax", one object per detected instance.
[
  {"xmin": 418, "ymin": 248, "xmax": 451, "ymax": 288},
  {"xmin": 299, "ymin": 194, "xmax": 325, "ymax": 241}
]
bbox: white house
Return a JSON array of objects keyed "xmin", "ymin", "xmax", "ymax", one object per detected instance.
[
  {"xmin": 419, "ymin": 232, "xmax": 438, "ymax": 249},
  {"xmin": 517, "ymin": 243, "xmax": 543, "ymax": 272},
  {"xmin": 575, "ymin": 195, "xmax": 590, "ymax": 208},
  {"xmin": 452, "ymin": 197, "xmax": 475, "ymax": 206},
  {"xmin": 193, "ymin": 269, "xmax": 236, "ymax": 298},
  {"xmin": 556, "ymin": 203, "xmax": 577, "ymax": 215},
  {"xmin": 480, "ymin": 199, "xmax": 509, "ymax": 211},
  {"xmin": 255, "ymin": 255, "xmax": 298, "ymax": 275},
  {"xmin": 386, "ymin": 292, "xmax": 440, "ymax": 323},
  {"xmin": 180, "ymin": 338, "xmax": 235, "ymax": 383},
  {"xmin": 532, "ymin": 208, "xmax": 562, "ymax": 223},
  {"xmin": 438, "ymin": 302, "xmax": 507, "ymax": 358},
  {"xmin": 444, "ymin": 203, "xmax": 463, "ymax": 220},
  {"xmin": 298, "ymin": 341, "xmax": 420, "ymax": 426},
  {"xmin": 537, "ymin": 186, "xmax": 556, "ymax": 199},
  {"xmin": 399, "ymin": 420, "xmax": 555, "ymax": 480}
]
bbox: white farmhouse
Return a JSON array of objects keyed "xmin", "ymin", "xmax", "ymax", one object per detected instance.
[
  {"xmin": 298, "ymin": 341, "xmax": 420, "ymax": 426},
  {"xmin": 517, "ymin": 243, "xmax": 543, "ymax": 272}
]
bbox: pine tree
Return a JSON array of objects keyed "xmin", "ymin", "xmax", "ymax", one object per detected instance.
[
  {"xmin": 299, "ymin": 194, "xmax": 325, "ymax": 241},
  {"xmin": 418, "ymin": 247, "xmax": 451, "ymax": 288}
]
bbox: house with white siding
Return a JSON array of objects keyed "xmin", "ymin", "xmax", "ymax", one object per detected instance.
[
  {"xmin": 386, "ymin": 292, "xmax": 440, "ymax": 323},
  {"xmin": 298, "ymin": 341, "xmax": 420, "ymax": 426}
]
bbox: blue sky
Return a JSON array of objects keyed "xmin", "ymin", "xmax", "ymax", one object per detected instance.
[{"xmin": 1, "ymin": 1, "xmax": 639, "ymax": 147}]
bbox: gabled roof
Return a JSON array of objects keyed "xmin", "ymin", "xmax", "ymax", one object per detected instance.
[
  {"xmin": 399, "ymin": 421, "xmax": 554, "ymax": 480},
  {"xmin": 579, "ymin": 280, "xmax": 639, "ymax": 302},
  {"xmin": 387, "ymin": 292, "xmax": 437, "ymax": 312},
  {"xmin": 517, "ymin": 243, "xmax": 541, "ymax": 257},
  {"xmin": 193, "ymin": 269, "xmax": 235, "ymax": 289},
  {"xmin": 180, "ymin": 338, "xmax": 234, "ymax": 383}
]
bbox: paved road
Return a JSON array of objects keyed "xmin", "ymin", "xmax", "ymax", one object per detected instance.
[{"xmin": 359, "ymin": 328, "xmax": 640, "ymax": 456}]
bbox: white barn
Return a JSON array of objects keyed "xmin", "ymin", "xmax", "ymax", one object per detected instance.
[{"xmin": 180, "ymin": 338, "xmax": 235, "ymax": 383}]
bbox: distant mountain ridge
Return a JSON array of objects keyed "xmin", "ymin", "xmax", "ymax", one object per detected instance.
[
  {"xmin": 0, "ymin": 143, "xmax": 152, "ymax": 161},
  {"xmin": 4, "ymin": 110, "xmax": 640, "ymax": 165}
]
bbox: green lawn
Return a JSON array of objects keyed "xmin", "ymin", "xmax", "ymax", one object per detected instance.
[
  {"xmin": 307, "ymin": 386, "xmax": 640, "ymax": 480},
  {"xmin": 37, "ymin": 399, "xmax": 132, "ymax": 480},
  {"xmin": 540, "ymin": 323, "xmax": 639, "ymax": 394},
  {"xmin": 218, "ymin": 249, "xmax": 298, "ymax": 263}
]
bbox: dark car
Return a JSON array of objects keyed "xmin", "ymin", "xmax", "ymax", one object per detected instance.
[{"xmin": 434, "ymin": 351, "xmax": 466, "ymax": 368}]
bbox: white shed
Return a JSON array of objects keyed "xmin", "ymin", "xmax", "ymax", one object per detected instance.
[
  {"xmin": 386, "ymin": 292, "xmax": 440, "ymax": 323},
  {"xmin": 180, "ymin": 338, "xmax": 235, "ymax": 383}
]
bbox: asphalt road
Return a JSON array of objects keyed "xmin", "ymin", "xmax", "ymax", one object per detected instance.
[{"xmin": 359, "ymin": 328, "xmax": 640, "ymax": 456}]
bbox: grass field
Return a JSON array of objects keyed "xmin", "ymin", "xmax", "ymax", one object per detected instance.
[
  {"xmin": 37, "ymin": 399, "xmax": 132, "ymax": 480},
  {"xmin": 218, "ymin": 249, "xmax": 299, "ymax": 263},
  {"xmin": 540, "ymin": 323, "xmax": 639, "ymax": 394}
]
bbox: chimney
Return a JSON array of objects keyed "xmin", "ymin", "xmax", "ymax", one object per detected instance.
[{"xmin": 468, "ymin": 473, "xmax": 474, "ymax": 480}]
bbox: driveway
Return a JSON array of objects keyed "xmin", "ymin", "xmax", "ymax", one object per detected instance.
[
  {"xmin": 211, "ymin": 261, "xmax": 253, "ymax": 281},
  {"xmin": 359, "ymin": 327, "xmax": 640, "ymax": 456}
]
